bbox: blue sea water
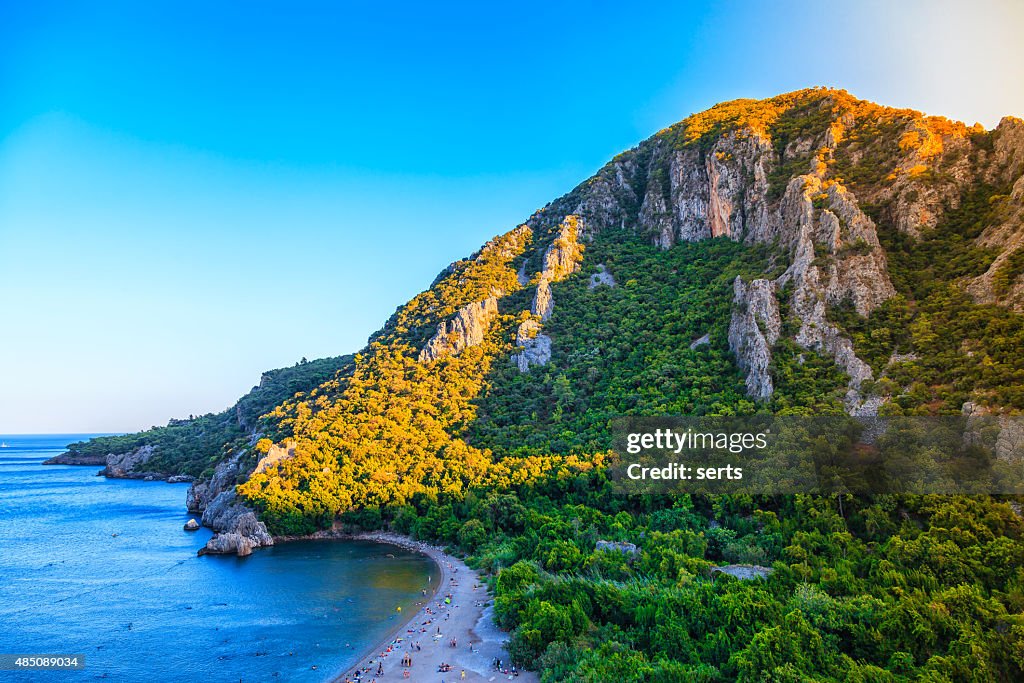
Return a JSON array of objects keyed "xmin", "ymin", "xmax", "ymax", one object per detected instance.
[{"xmin": 0, "ymin": 435, "xmax": 436, "ymax": 682}]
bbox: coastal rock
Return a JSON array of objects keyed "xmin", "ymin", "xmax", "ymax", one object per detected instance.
[
  {"xmin": 200, "ymin": 532, "xmax": 257, "ymax": 557},
  {"xmin": 42, "ymin": 452, "xmax": 107, "ymax": 466},
  {"xmin": 728, "ymin": 278, "xmax": 781, "ymax": 400},
  {"xmin": 102, "ymin": 445, "xmax": 160, "ymax": 479},
  {"xmin": 419, "ymin": 297, "xmax": 500, "ymax": 362},
  {"xmin": 187, "ymin": 450, "xmax": 246, "ymax": 514},
  {"xmin": 511, "ymin": 319, "xmax": 552, "ymax": 372},
  {"xmin": 200, "ymin": 490, "xmax": 273, "ymax": 557},
  {"xmin": 184, "ymin": 518, "xmax": 200, "ymax": 531}
]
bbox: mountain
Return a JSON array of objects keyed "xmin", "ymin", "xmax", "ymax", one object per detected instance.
[{"xmin": 64, "ymin": 88, "xmax": 1024, "ymax": 680}]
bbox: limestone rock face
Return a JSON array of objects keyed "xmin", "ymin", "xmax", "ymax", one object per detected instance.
[
  {"xmin": 535, "ymin": 91, "xmax": 1002, "ymax": 410},
  {"xmin": 185, "ymin": 443, "xmax": 280, "ymax": 557},
  {"xmin": 728, "ymin": 278, "xmax": 782, "ymax": 400},
  {"xmin": 532, "ymin": 278, "xmax": 554, "ymax": 321},
  {"xmin": 511, "ymin": 214, "xmax": 587, "ymax": 369},
  {"xmin": 968, "ymin": 117, "xmax": 1024, "ymax": 310},
  {"xmin": 253, "ymin": 443, "xmax": 295, "ymax": 474},
  {"xmin": 187, "ymin": 450, "xmax": 245, "ymax": 514},
  {"xmin": 512, "ymin": 319, "xmax": 552, "ymax": 372},
  {"xmin": 201, "ymin": 531, "xmax": 258, "ymax": 557},
  {"xmin": 772, "ymin": 171, "xmax": 893, "ymax": 410},
  {"xmin": 541, "ymin": 215, "xmax": 585, "ymax": 282},
  {"xmin": 530, "ymin": 215, "xmax": 586, "ymax": 319},
  {"xmin": 419, "ymin": 297, "xmax": 500, "ymax": 362}
]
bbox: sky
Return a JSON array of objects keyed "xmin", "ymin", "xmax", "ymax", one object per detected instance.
[{"xmin": 2, "ymin": 0, "xmax": 1023, "ymax": 433}]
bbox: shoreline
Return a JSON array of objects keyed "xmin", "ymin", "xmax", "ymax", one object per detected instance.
[
  {"xmin": 330, "ymin": 532, "xmax": 444, "ymax": 682},
  {"xmin": 298, "ymin": 531, "xmax": 533, "ymax": 683}
]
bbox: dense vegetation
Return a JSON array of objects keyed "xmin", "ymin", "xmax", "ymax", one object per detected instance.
[
  {"xmin": 63, "ymin": 355, "xmax": 352, "ymax": 478},
  {"xmin": 831, "ymin": 183, "xmax": 1024, "ymax": 412},
  {"xmin": 67, "ymin": 89, "xmax": 1024, "ymax": 680},
  {"xmin": 237, "ymin": 223, "xmax": 1024, "ymax": 680}
]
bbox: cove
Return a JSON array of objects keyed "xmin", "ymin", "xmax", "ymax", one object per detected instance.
[{"xmin": 0, "ymin": 435, "xmax": 435, "ymax": 682}]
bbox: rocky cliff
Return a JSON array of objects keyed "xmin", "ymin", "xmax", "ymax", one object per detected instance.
[{"xmin": 522, "ymin": 88, "xmax": 1021, "ymax": 412}]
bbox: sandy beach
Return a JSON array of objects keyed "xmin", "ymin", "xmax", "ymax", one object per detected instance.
[{"xmin": 331, "ymin": 532, "xmax": 536, "ymax": 683}]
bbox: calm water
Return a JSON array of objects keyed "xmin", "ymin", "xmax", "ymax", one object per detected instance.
[{"xmin": 0, "ymin": 435, "xmax": 436, "ymax": 682}]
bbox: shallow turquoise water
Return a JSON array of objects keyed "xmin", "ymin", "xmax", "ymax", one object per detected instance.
[{"xmin": 0, "ymin": 435, "xmax": 435, "ymax": 682}]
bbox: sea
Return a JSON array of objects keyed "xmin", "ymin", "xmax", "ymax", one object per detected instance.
[{"xmin": 0, "ymin": 435, "xmax": 436, "ymax": 682}]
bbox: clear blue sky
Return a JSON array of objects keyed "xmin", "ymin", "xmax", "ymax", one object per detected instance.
[{"xmin": 2, "ymin": 0, "xmax": 1023, "ymax": 433}]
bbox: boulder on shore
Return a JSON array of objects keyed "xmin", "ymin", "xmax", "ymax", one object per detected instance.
[
  {"xmin": 199, "ymin": 532, "xmax": 256, "ymax": 557},
  {"xmin": 184, "ymin": 519, "xmax": 200, "ymax": 531}
]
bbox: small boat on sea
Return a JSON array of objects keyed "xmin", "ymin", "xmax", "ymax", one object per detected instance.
[{"xmin": 0, "ymin": 442, "xmax": 8, "ymax": 448}]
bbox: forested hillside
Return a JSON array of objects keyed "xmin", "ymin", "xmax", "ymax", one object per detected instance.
[
  {"xmin": 54, "ymin": 355, "xmax": 353, "ymax": 478},
  {"xmin": 65, "ymin": 88, "xmax": 1024, "ymax": 680}
]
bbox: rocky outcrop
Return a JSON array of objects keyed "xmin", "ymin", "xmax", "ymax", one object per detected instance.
[
  {"xmin": 588, "ymin": 264, "xmax": 616, "ymax": 289},
  {"xmin": 541, "ymin": 215, "xmax": 585, "ymax": 282},
  {"xmin": 532, "ymin": 278, "xmax": 554, "ymax": 321},
  {"xmin": 253, "ymin": 442, "xmax": 295, "ymax": 474},
  {"xmin": 689, "ymin": 333, "xmax": 711, "ymax": 350},
  {"xmin": 419, "ymin": 297, "xmax": 500, "ymax": 362},
  {"xmin": 728, "ymin": 278, "xmax": 782, "ymax": 400},
  {"xmin": 774, "ymin": 171, "xmax": 893, "ymax": 410},
  {"xmin": 42, "ymin": 452, "xmax": 107, "ymax": 466},
  {"xmin": 199, "ymin": 491, "xmax": 273, "ymax": 557},
  {"xmin": 477, "ymin": 224, "xmax": 533, "ymax": 261},
  {"xmin": 712, "ymin": 564, "xmax": 773, "ymax": 580},
  {"xmin": 968, "ymin": 118, "xmax": 1024, "ymax": 310},
  {"xmin": 102, "ymin": 445, "xmax": 162, "ymax": 479},
  {"xmin": 187, "ymin": 450, "xmax": 245, "ymax": 514},
  {"xmin": 185, "ymin": 442, "xmax": 276, "ymax": 557},
  {"xmin": 511, "ymin": 319, "xmax": 552, "ymax": 372},
  {"xmin": 184, "ymin": 518, "xmax": 200, "ymax": 531},
  {"xmin": 513, "ymin": 215, "xmax": 586, "ymax": 368},
  {"xmin": 419, "ymin": 224, "xmax": 534, "ymax": 363},
  {"xmin": 595, "ymin": 540, "xmax": 639, "ymax": 556}
]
